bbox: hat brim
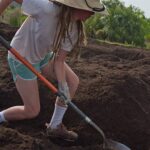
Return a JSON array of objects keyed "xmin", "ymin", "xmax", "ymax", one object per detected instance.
[{"xmin": 51, "ymin": 0, "xmax": 109, "ymax": 15}]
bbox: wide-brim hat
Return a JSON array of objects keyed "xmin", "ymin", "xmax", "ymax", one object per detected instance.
[{"xmin": 51, "ymin": 0, "xmax": 108, "ymax": 15}]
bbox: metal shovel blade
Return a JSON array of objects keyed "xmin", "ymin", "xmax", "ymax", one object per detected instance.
[
  {"xmin": 67, "ymin": 103, "xmax": 131, "ymax": 150},
  {"xmin": 103, "ymin": 139, "xmax": 131, "ymax": 150}
]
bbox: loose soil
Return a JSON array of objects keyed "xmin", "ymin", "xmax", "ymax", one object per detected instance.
[{"xmin": 0, "ymin": 23, "xmax": 150, "ymax": 150}]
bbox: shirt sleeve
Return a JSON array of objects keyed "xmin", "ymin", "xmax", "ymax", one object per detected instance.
[
  {"xmin": 21, "ymin": 0, "xmax": 50, "ymax": 17},
  {"xmin": 60, "ymin": 23, "xmax": 78, "ymax": 52}
]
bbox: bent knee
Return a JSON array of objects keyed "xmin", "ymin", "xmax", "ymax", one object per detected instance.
[{"xmin": 24, "ymin": 106, "xmax": 40, "ymax": 119}]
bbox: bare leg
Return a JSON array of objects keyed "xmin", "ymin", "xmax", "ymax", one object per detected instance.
[
  {"xmin": 42, "ymin": 61, "xmax": 79, "ymax": 140},
  {"xmin": 3, "ymin": 76, "xmax": 40, "ymax": 121},
  {"xmin": 42, "ymin": 60, "xmax": 79, "ymax": 104}
]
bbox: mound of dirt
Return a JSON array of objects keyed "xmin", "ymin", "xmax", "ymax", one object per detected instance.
[{"xmin": 0, "ymin": 23, "xmax": 150, "ymax": 150}]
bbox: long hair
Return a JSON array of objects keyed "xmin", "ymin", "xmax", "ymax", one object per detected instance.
[{"xmin": 52, "ymin": 4, "xmax": 87, "ymax": 56}]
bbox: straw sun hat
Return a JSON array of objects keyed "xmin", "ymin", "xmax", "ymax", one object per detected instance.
[{"xmin": 51, "ymin": 0, "xmax": 108, "ymax": 15}]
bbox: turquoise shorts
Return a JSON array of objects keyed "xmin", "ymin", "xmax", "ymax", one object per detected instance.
[{"xmin": 8, "ymin": 52, "xmax": 54, "ymax": 82}]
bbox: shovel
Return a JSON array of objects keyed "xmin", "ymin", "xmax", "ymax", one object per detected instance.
[{"xmin": 0, "ymin": 35, "xmax": 131, "ymax": 150}]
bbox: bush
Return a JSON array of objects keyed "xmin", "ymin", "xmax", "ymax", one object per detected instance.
[{"xmin": 2, "ymin": 6, "xmax": 26, "ymax": 27}]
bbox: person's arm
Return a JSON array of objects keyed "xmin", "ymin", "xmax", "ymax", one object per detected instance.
[
  {"xmin": 0, "ymin": 0, "xmax": 22, "ymax": 15},
  {"xmin": 54, "ymin": 49, "xmax": 71, "ymax": 101},
  {"xmin": 54, "ymin": 50, "xmax": 67, "ymax": 83}
]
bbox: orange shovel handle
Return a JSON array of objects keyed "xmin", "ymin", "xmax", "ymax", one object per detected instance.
[
  {"xmin": 0, "ymin": 35, "xmax": 107, "ymax": 143},
  {"xmin": 0, "ymin": 35, "xmax": 58, "ymax": 94}
]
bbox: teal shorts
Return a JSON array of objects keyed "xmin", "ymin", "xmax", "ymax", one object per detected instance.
[{"xmin": 8, "ymin": 52, "xmax": 54, "ymax": 82}]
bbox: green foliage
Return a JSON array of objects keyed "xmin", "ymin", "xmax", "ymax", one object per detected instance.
[
  {"xmin": 143, "ymin": 19, "xmax": 150, "ymax": 44},
  {"xmin": 85, "ymin": 0, "xmax": 150, "ymax": 48},
  {"xmin": 85, "ymin": 14, "xmax": 107, "ymax": 39},
  {"xmin": 107, "ymin": 4, "xmax": 146, "ymax": 47},
  {"xmin": 2, "ymin": 6, "xmax": 26, "ymax": 27}
]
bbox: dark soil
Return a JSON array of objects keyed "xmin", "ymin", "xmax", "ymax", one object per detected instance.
[{"xmin": 0, "ymin": 23, "xmax": 150, "ymax": 150}]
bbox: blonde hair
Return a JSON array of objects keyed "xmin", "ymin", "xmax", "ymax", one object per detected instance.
[{"xmin": 52, "ymin": 4, "xmax": 87, "ymax": 56}]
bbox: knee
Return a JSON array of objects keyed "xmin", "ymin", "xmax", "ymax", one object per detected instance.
[{"xmin": 24, "ymin": 105, "xmax": 40, "ymax": 119}]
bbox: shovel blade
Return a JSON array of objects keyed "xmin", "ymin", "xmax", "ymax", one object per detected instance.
[{"xmin": 104, "ymin": 139, "xmax": 131, "ymax": 150}]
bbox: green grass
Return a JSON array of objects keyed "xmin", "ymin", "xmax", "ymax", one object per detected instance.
[
  {"xmin": 90, "ymin": 38, "xmax": 150, "ymax": 50},
  {"xmin": 1, "ymin": 6, "xmax": 26, "ymax": 27}
]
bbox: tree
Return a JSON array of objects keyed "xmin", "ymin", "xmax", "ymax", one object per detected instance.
[{"xmin": 85, "ymin": 0, "xmax": 150, "ymax": 47}]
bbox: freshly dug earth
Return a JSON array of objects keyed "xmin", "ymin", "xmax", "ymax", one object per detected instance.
[{"xmin": 0, "ymin": 23, "xmax": 150, "ymax": 150}]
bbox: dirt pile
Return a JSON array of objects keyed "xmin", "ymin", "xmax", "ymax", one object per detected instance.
[{"xmin": 0, "ymin": 23, "xmax": 150, "ymax": 150}]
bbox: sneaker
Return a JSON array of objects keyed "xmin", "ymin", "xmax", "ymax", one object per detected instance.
[{"xmin": 46, "ymin": 123, "xmax": 78, "ymax": 141}]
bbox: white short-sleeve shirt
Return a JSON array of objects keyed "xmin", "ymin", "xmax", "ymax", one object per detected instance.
[{"xmin": 10, "ymin": 0, "xmax": 78, "ymax": 63}]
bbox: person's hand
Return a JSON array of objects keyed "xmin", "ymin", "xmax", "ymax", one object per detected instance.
[{"xmin": 58, "ymin": 82, "xmax": 71, "ymax": 101}]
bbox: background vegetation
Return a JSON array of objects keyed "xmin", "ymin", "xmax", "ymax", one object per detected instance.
[
  {"xmin": 1, "ymin": 0, "xmax": 150, "ymax": 49},
  {"xmin": 85, "ymin": 0, "xmax": 150, "ymax": 48}
]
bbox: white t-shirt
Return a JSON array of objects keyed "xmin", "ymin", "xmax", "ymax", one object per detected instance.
[{"xmin": 10, "ymin": 0, "xmax": 78, "ymax": 63}]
